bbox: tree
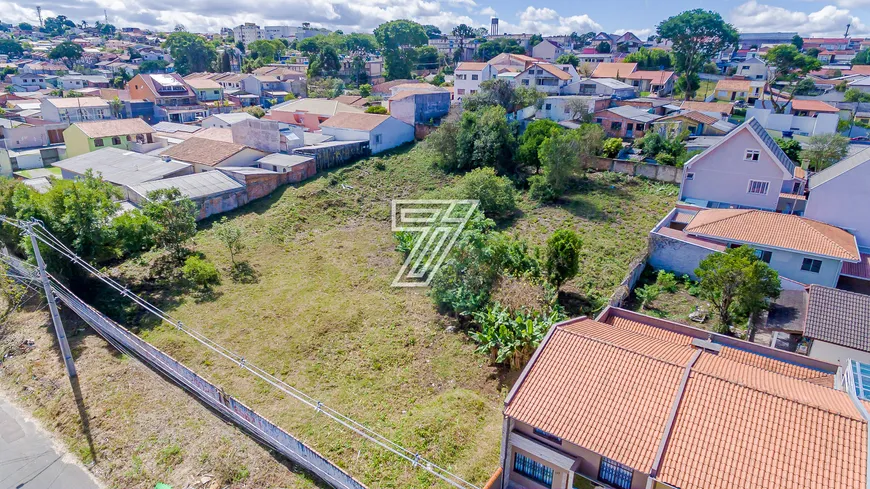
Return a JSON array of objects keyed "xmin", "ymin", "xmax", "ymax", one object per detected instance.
[
  {"xmin": 452, "ymin": 24, "xmax": 476, "ymax": 62},
  {"xmin": 577, "ymin": 62, "xmax": 594, "ymax": 78},
  {"xmin": 775, "ymin": 138, "xmax": 802, "ymax": 162},
  {"xmin": 143, "ymin": 188, "xmax": 197, "ymax": 260},
  {"xmin": 791, "ymin": 34, "xmax": 804, "ymax": 50},
  {"xmin": 805, "ymin": 47, "xmax": 820, "ymax": 58},
  {"xmin": 108, "ymin": 96, "xmax": 124, "ymax": 118},
  {"xmin": 423, "ymin": 24, "xmax": 442, "ymax": 40},
  {"xmin": 762, "ymin": 45, "xmax": 821, "ymax": 113},
  {"xmin": 456, "ymin": 167, "xmax": 517, "ymax": 218},
  {"xmin": 555, "ymin": 53, "xmax": 580, "ymax": 67},
  {"xmin": 220, "ymin": 50, "xmax": 231, "ymax": 72},
  {"xmin": 602, "ymin": 138, "xmax": 623, "ymax": 158},
  {"xmin": 163, "ymin": 32, "xmax": 217, "ymax": 75},
  {"xmin": 476, "ymin": 38, "xmax": 526, "ymax": 60},
  {"xmin": 365, "ymin": 105, "xmax": 388, "ymax": 114},
  {"xmin": 416, "ymin": 45, "xmax": 440, "ymax": 69},
  {"xmin": 657, "ymin": 9, "xmax": 739, "ymax": 101},
  {"xmin": 793, "ymin": 77, "xmax": 816, "ymax": 95},
  {"xmin": 43, "ymin": 15, "xmax": 76, "ymax": 36},
  {"xmin": 675, "ymin": 73, "xmax": 700, "ymax": 99},
  {"xmin": 456, "ymin": 105, "xmax": 517, "ymax": 175},
  {"xmin": 248, "ymin": 40, "xmax": 283, "ymax": 63},
  {"xmin": 359, "ymin": 83, "xmax": 372, "ymax": 97},
  {"xmin": 243, "ymin": 106, "xmax": 265, "ymax": 118},
  {"xmin": 0, "ymin": 262, "xmax": 25, "ymax": 323},
  {"xmin": 596, "ymin": 41, "xmax": 611, "ymax": 54},
  {"xmin": 307, "ymin": 45, "xmax": 340, "ymax": 77},
  {"xmin": 17, "ymin": 22, "xmax": 32, "ymax": 31},
  {"xmin": 544, "ymin": 229, "xmax": 582, "ymax": 288},
  {"xmin": 565, "ymin": 98, "xmax": 592, "ymax": 122},
  {"xmin": 138, "ymin": 60, "xmax": 168, "ymax": 73},
  {"xmin": 844, "ymin": 87, "xmax": 870, "ymax": 103},
  {"xmin": 0, "ymin": 39, "xmax": 23, "ymax": 57},
  {"xmin": 463, "ymin": 78, "xmax": 544, "ymax": 113},
  {"xmin": 803, "ymin": 133, "xmax": 849, "ymax": 171},
  {"xmin": 623, "ymin": 48, "xmax": 674, "ymax": 70},
  {"xmin": 536, "ymin": 124, "xmax": 604, "ymax": 198},
  {"xmin": 213, "ymin": 216, "xmax": 244, "ymax": 266},
  {"xmin": 695, "ymin": 246, "xmax": 781, "ymax": 333},
  {"xmin": 529, "ymin": 34, "xmax": 543, "ymax": 48},
  {"xmin": 49, "ymin": 42, "xmax": 84, "ymax": 69},
  {"xmin": 518, "ymin": 119, "xmax": 562, "ymax": 174},
  {"xmin": 374, "ymin": 20, "xmax": 428, "ymax": 80},
  {"xmin": 174, "ymin": 24, "xmax": 187, "ymax": 32},
  {"xmin": 854, "ymin": 48, "xmax": 870, "ymax": 66}
]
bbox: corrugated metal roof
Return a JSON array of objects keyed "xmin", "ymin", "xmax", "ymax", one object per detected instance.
[
  {"xmin": 53, "ymin": 147, "xmax": 190, "ymax": 187},
  {"xmin": 129, "ymin": 171, "xmax": 243, "ymax": 200},
  {"xmin": 747, "ymin": 117, "xmax": 796, "ymax": 175}
]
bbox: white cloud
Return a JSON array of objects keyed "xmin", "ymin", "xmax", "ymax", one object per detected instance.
[
  {"xmin": 479, "ymin": 6, "xmax": 496, "ymax": 17},
  {"xmin": 497, "ymin": 6, "xmax": 602, "ymax": 35},
  {"xmin": 614, "ymin": 28, "xmax": 652, "ymax": 40},
  {"xmin": 729, "ymin": 1, "xmax": 868, "ymax": 37}
]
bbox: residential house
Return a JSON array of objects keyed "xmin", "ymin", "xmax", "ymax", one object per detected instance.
[
  {"xmin": 623, "ymin": 70, "xmax": 676, "ymax": 96},
  {"xmin": 266, "ymin": 98, "xmax": 364, "ymax": 131},
  {"xmin": 0, "ymin": 122, "xmax": 66, "ymax": 176},
  {"xmin": 513, "ymin": 62, "xmax": 574, "ymax": 95},
  {"xmin": 59, "ymin": 75, "xmax": 110, "ymax": 90},
  {"xmin": 256, "ymin": 153, "xmax": 316, "ymax": 181},
  {"xmin": 387, "ymin": 90, "xmax": 451, "ymax": 134},
  {"xmin": 649, "ymin": 206, "xmax": 860, "ymax": 287},
  {"xmin": 487, "ymin": 53, "xmax": 538, "ymax": 72},
  {"xmin": 714, "ymin": 79, "xmax": 764, "ymax": 103},
  {"xmin": 802, "ymin": 285, "xmax": 870, "ymax": 367},
  {"xmin": 40, "ymin": 97, "xmax": 113, "ymax": 123},
  {"xmin": 128, "ymin": 73, "xmax": 207, "ymax": 123},
  {"xmin": 680, "ymin": 101, "xmax": 734, "ymax": 119},
  {"xmin": 201, "ymin": 112, "xmax": 257, "ymax": 129},
  {"xmin": 499, "ymin": 305, "xmax": 859, "ymax": 489},
  {"xmin": 454, "ymin": 62, "xmax": 495, "ymax": 100},
  {"xmin": 333, "ymin": 95, "xmax": 368, "ymax": 108},
  {"xmin": 590, "ymin": 62, "xmax": 637, "ymax": 80},
  {"xmin": 563, "ymin": 78, "xmax": 636, "ymax": 99},
  {"xmin": 161, "ymin": 136, "xmax": 269, "ymax": 173},
  {"xmin": 789, "ymin": 99, "xmax": 839, "ymax": 117},
  {"xmin": 53, "ymin": 147, "xmax": 192, "ymax": 198},
  {"xmin": 576, "ymin": 52, "xmax": 614, "ymax": 65},
  {"xmin": 654, "ymin": 111, "xmax": 736, "ymax": 138},
  {"xmin": 536, "ymin": 96, "xmax": 610, "ymax": 123},
  {"xmin": 320, "ymin": 112, "xmax": 414, "ymax": 154},
  {"xmin": 613, "ymin": 32, "xmax": 643, "ymax": 53},
  {"xmin": 241, "ymin": 75, "xmax": 289, "ymax": 105},
  {"xmin": 185, "ymin": 77, "xmax": 224, "ymax": 103},
  {"xmin": 594, "ymin": 105, "xmax": 661, "ymax": 139},
  {"xmin": 63, "ymin": 119, "xmax": 160, "ymax": 157},
  {"xmin": 8, "ymin": 74, "xmax": 47, "ymax": 91},
  {"xmin": 734, "ymin": 57, "xmax": 771, "ymax": 80},
  {"xmin": 805, "ymin": 148, "xmax": 870, "ymax": 253},
  {"xmin": 818, "ymin": 50, "xmax": 855, "ymax": 64},
  {"xmin": 251, "ymin": 66, "xmax": 307, "ymax": 95},
  {"xmin": 679, "ymin": 118, "xmax": 807, "ymax": 213},
  {"xmin": 746, "ymin": 104, "xmax": 839, "ymax": 137},
  {"xmin": 531, "ymin": 39, "xmax": 564, "ymax": 62}
]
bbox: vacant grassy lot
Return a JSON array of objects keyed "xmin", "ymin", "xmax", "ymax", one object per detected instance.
[{"xmin": 4, "ymin": 144, "xmax": 678, "ymax": 488}]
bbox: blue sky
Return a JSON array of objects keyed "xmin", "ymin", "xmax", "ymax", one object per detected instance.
[{"xmin": 1, "ymin": 0, "xmax": 868, "ymax": 37}]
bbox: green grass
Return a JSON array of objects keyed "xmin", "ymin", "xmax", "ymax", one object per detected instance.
[
  {"xmin": 106, "ymin": 144, "xmax": 678, "ymax": 487},
  {"xmin": 14, "ymin": 167, "xmax": 62, "ymax": 178},
  {"xmin": 623, "ymin": 266, "xmax": 714, "ymax": 328}
]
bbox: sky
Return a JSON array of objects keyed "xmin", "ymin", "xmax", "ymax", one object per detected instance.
[{"xmin": 2, "ymin": 0, "xmax": 869, "ymax": 38}]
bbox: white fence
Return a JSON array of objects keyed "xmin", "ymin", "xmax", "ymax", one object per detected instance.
[{"xmin": 3, "ymin": 254, "xmax": 369, "ymax": 489}]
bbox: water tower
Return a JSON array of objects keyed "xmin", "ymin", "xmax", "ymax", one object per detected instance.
[{"xmin": 490, "ymin": 17, "xmax": 498, "ymax": 36}]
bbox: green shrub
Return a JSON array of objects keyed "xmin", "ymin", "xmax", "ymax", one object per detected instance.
[
  {"xmin": 544, "ymin": 228, "xmax": 582, "ymax": 288},
  {"xmin": 394, "ymin": 231, "xmax": 415, "ymax": 257},
  {"xmin": 471, "ymin": 303, "xmax": 562, "ymax": 369},
  {"xmin": 112, "ymin": 209, "xmax": 156, "ymax": 255},
  {"xmin": 456, "ymin": 167, "xmax": 517, "ymax": 218},
  {"xmin": 655, "ymin": 270, "xmax": 678, "ymax": 293},
  {"xmin": 635, "ymin": 284, "xmax": 660, "ymax": 309},
  {"xmin": 602, "ymin": 137, "xmax": 623, "ymax": 158},
  {"xmin": 528, "ymin": 174, "xmax": 557, "ymax": 202},
  {"xmin": 182, "ymin": 256, "xmax": 220, "ymax": 289},
  {"xmin": 365, "ymin": 105, "xmax": 388, "ymax": 114}
]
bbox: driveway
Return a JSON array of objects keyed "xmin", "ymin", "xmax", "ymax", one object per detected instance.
[{"xmin": 0, "ymin": 392, "xmax": 101, "ymax": 489}]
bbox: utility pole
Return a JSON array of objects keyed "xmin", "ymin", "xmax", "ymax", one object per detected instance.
[
  {"xmin": 27, "ymin": 222, "xmax": 77, "ymax": 378},
  {"xmin": 36, "ymin": 6, "xmax": 43, "ymax": 28}
]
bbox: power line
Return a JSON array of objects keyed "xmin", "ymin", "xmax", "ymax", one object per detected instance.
[{"xmin": 1, "ymin": 217, "xmax": 480, "ymax": 489}]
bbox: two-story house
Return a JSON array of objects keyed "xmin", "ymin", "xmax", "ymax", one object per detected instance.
[
  {"xmin": 734, "ymin": 57, "xmax": 771, "ymax": 80},
  {"xmin": 41, "ymin": 97, "xmax": 113, "ymax": 123},
  {"xmin": 9, "ymin": 74, "xmax": 47, "ymax": 91},
  {"xmin": 623, "ymin": 70, "xmax": 676, "ymax": 96},
  {"xmin": 513, "ymin": 62, "xmax": 574, "ymax": 95},
  {"xmin": 128, "ymin": 73, "xmax": 207, "ymax": 123},
  {"xmin": 497, "ymin": 306, "xmax": 861, "ymax": 489},
  {"xmin": 714, "ymin": 78, "xmax": 764, "ymax": 104},
  {"xmin": 531, "ymin": 39, "xmax": 564, "ymax": 62},
  {"xmin": 240, "ymin": 75, "xmax": 288, "ymax": 105},
  {"xmin": 679, "ymin": 118, "xmax": 807, "ymax": 214},
  {"xmin": 454, "ymin": 62, "xmax": 495, "ymax": 101}
]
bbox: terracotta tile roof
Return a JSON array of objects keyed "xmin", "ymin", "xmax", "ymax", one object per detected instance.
[
  {"xmin": 680, "ymin": 101, "xmax": 734, "ymax": 115},
  {"xmin": 194, "ymin": 127, "xmax": 234, "ymax": 142},
  {"xmin": 321, "ymin": 112, "xmax": 392, "ymax": 131},
  {"xmin": 624, "ymin": 70, "xmax": 675, "ymax": 85},
  {"xmin": 591, "ymin": 62, "xmax": 637, "ymax": 78},
  {"xmin": 657, "ymin": 110, "xmax": 718, "ymax": 125},
  {"xmin": 842, "ymin": 253, "xmax": 870, "ymax": 280},
  {"xmin": 685, "ymin": 209, "xmax": 860, "ymax": 261},
  {"xmin": 715, "ymin": 79, "xmax": 752, "ymax": 92},
  {"xmin": 184, "ymin": 78, "xmax": 221, "ymax": 89},
  {"xmin": 791, "ymin": 99, "xmax": 839, "ymax": 113},
  {"xmin": 779, "ymin": 192, "xmax": 807, "ymax": 201},
  {"xmin": 456, "ymin": 62, "xmax": 489, "ymax": 71},
  {"xmin": 804, "ymin": 285, "xmax": 870, "ymax": 351},
  {"xmin": 161, "ymin": 137, "xmax": 247, "ymax": 167},
  {"xmin": 507, "ymin": 313, "xmax": 864, "ymax": 489},
  {"xmin": 532, "ymin": 63, "xmax": 572, "ymax": 81},
  {"xmin": 72, "ymin": 119, "xmax": 154, "ymax": 138}
]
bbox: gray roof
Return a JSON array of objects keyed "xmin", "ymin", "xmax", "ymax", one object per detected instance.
[
  {"xmin": 257, "ymin": 153, "xmax": 315, "ymax": 168},
  {"xmin": 152, "ymin": 121, "xmax": 201, "ymax": 134},
  {"xmin": 804, "ymin": 285, "xmax": 870, "ymax": 351},
  {"xmin": 809, "ymin": 147, "xmax": 870, "ymax": 189},
  {"xmin": 763, "ymin": 288, "xmax": 808, "ymax": 332},
  {"xmin": 129, "ymin": 171, "xmax": 243, "ymax": 201},
  {"xmin": 583, "ymin": 78, "xmax": 634, "ymax": 89},
  {"xmin": 606, "ymin": 105, "xmax": 662, "ymax": 123},
  {"xmin": 303, "ymin": 132, "xmax": 334, "ymax": 145},
  {"xmin": 53, "ymin": 148, "xmax": 191, "ymax": 187},
  {"xmin": 208, "ymin": 112, "xmax": 256, "ymax": 125},
  {"xmin": 746, "ymin": 117, "xmax": 796, "ymax": 175}
]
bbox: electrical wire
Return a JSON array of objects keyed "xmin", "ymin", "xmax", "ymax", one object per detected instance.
[{"xmin": 2, "ymin": 217, "xmax": 480, "ymax": 489}]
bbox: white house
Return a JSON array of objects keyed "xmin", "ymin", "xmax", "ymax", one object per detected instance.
[
  {"xmin": 320, "ymin": 113, "xmax": 414, "ymax": 154},
  {"xmin": 563, "ymin": 77, "xmax": 637, "ymax": 98},
  {"xmin": 513, "ymin": 62, "xmax": 573, "ymax": 95},
  {"xmin": 201, "ymin": 112, "xmax": 257, "ymax": 129},
  {"xmin": 805, "ymin": 149, "xmax": 870, "ymax": 248},
  {"xmin": 454, "ymin": 62, "xmax": 495, "ymax": 100},
  {"xmin": 531, "ymin": 39, "xmax": 564, "ymax": 62},
  {"xmin": 40, "ymin": 97, "xmax": 113, "ymax": 123},
  {"xmin": 745, "ymin": 106, "xmax": 839, "ymax": 137},
  {"xmin": 734, "ymin": 57, "xmax": 772, "ymax": 81}
]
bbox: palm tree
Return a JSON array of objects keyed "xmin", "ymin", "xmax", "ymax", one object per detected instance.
[
  {"xmin": 108, "ymin": 96, "xmax": 124, "ymax": 118},
  {"xmin": 80, "ymin": 20, "xmax": 88, "ymax": 29}
]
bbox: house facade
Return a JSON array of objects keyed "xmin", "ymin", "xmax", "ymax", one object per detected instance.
[
  {"xmin": 679, "ymin": 118, "xmax": 806, "ymax": 213},
  {"xmin": 594, "ymin": 105, "xmax": 660, "ymax": 139},
  {"xmin": 531, "ymin": 40, "xmax": 563, "ymax": 62},
  {"xmin": 535, "ymin": 96, "xmax": 610, "ymax": 122},
  {"xmin": 805, "ymin": 149, "xmax": 870, "ymax": 248},
  {"xmin": 513, "ymin": 62, "xmax": 574, "ymax": 95},
  {"xmin": 454, "ymin": 62, "xmax": 495, "ymax": 100},
  {"xmin": 714, "ymin": 79, "xmax": 764, "ymax": 103},
  {"xmin": 320, "ymin": 112, "xmax": 414, "ymax": 154},
  {"xmin": 563, "ymin": 78, "xmax": 636, "ymax": 99},
  {"xmin": 387, "ymin": 90, "xmax": 451, "ymax": 128},
  {"xmin": 63, "ymin": 119, "xmax": 159, "ymax": 157},
  {"xmin": 128, "ymin": 73, "xmax": 208, "ymax": 123},
  {"xmin": 623, "ymin": 71, "xmax": 675, "ymax": 96},
  {"xmin": 40, "ymin": 97, "xmax": 113, "ymax": 123},
  {"xmin": 734, "ymin": 57, "xmax": 771, "ymax": 80}
]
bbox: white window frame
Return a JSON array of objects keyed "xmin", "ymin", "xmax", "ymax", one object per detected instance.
[
  {"xmin": 744, "ymin": 149, "xmax": 761, "ymax": 161},
  {"xmin": 747, "ymin": 180, "xmax": 769, "ymax": 195}
]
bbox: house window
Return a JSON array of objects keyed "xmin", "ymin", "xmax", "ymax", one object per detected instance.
[
  {"xmin": 599, "ymin": 457, "xmax": 633, "ymax": 489},
  {"xmin": 522, "ymin": 79, "xmax": 529, "ymax": 86},
  {"xmin": 792, "ymin": 181, "xmax": 801, "ymax": 193},
  {"xmin": 744, "ymin": 149, "xmax": 760, "ymax": 161},
  {"xmin": 112, "ymin": 137, "xmax": 121, "ymax": 145},
  {"xmin": 801, "ymin": 258, "xmax": 822, "ymax": 273},
  {"xmin": 595, "ymin": 118, "xmax": 603, "ymax": 124},
  {"xmin": 626, "ymin": 123, "xmax": 634, "ymax": 131},
  {"xmin": 471, "ymin": 74, "xmax": 478, "ymax": 80},
  {"xmin": 94, "ymin": 138, "xmax": 104, "ymax": 147},
  {"xmin": 457, "ymin": 89, "xmax": 465, "ymax": 95},
  {"xmin": 747, "ymin": 180, "xmax": 769, "ymax": 195},
  {"xmin": 686, "ymin": 172, "xmax": 695, "ymax": 180},
  {"xmin": 514, "ymin": 453, "xmax": 553, "ymax": 487},
  {"xmin": 564, "ymin": 107, "xmax": 570, "ymax": 114},
  {"xmin": 610, "ymin": 121, "xmax": 622, "ymax": 131},
  {"xmin": 374, "ymin": 134, "xmax": 382, "ymax": 144},
  {"xmin": 545, "ymin": 103, "xmax": 552, "ymax": 110},
  {"xmin": 533, "ymin": 428, "xmax": 562, "ymax": 444},
  {"xmin": 755, "ymin": 249, "xmax": 772, "ymax": 263}
]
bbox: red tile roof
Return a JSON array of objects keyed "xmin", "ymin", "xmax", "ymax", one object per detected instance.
[
  {"xmin": 591, "ymin": 62, "xmax": 637, "ymax": 78},
  {"xmin": 624, "ymin": 70, "xmax": 675, "ymax": 85},
  {"xmin": 790, "ymin": 99, "xmax": 839, "ymax": 113}
]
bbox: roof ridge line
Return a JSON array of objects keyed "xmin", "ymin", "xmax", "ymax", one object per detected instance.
[
  {"xmin": 558, "ymin": 323, "xmax": 689, "ymax": 370},
  {"xmin": 691, "ymin": 367, "xmax": 866, "ymax": 422},
  {"xmin": 795, "ymin": 213, "xmax": 854, "ymax": 257}
]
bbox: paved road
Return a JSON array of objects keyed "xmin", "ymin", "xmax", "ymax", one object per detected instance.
[{"xmin": 0, "ymin": 392, "xmax": 101, "ymax": 489}]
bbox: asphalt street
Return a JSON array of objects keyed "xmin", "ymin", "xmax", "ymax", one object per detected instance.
[{"xmin": 0, "ymin": 392, "xmax": 100, "ymax": 489}]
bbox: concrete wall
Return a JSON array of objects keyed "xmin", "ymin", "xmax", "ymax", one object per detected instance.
[
  {"xmin": 583, "ymin": 157, "xmax": 683, "ymax": 183},
  {"xmin": 746, "ymin": 108, "xmax": 838, "ymax": 136},
  {"xmin": 389, "ymin": 92, "xmax": 450, "ymax": 126},
  {"xmin": 681, "ymin": 128, "xmax": 785, "ymax": 210},
  {"xmin": 231, "ymin": 119, "xmax": 282, "ymax": 153},
  {"xmin": 805, "ymin": 161, "xmax": 870, "ymax": 248},
  {"xmin": 761, "ymin": 248, "xmax": 841, "ymax": 287},
  {"xmin": 809, "ymin": 340, "xmax": 870, "ymax": 369},
  {"xmin": 1, "ymin": 125, "xmax": 50, "ymax": 149},
  {"xmin": 323, "ymin": 118, "xmax": 414, "ymax": 154},
  {"xmin": 648, "ymin": 231, "xmax": 717, "ymax": 280},
  {"xmin": 293, "ymin": 141, "xmax": 370, "ymax": 172}
]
